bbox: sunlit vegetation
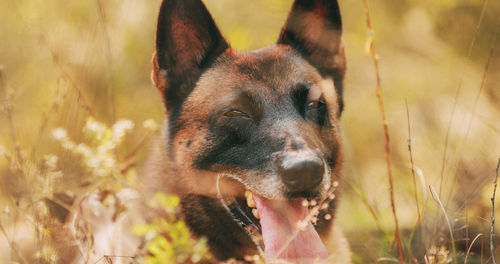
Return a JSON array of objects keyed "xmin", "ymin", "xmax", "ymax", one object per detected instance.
[{"xmin": 0, "ymin": 0, "xmax": 499, "ymax": 263}]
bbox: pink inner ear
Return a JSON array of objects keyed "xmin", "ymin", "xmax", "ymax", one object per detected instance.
[
  {"xmin": 301, "ymin": 1, "xmax": 341, "ymax": 53},
  {"xmin": 171, "ymin": 14, "xmax": 205, "ymax": 75},
  {"xmin": 152, "ymin": 52, "xmax": 167, "ymax": 95}
]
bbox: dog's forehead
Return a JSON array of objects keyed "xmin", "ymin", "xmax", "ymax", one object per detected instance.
[{"xmin": 193, "ymin": 45, "xmax": 323, "ymax": 99}]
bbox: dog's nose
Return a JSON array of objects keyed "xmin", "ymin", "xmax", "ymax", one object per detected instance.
[{"xmin": 279, "ymin": 154, "xmax": 324, "ymax": 193}]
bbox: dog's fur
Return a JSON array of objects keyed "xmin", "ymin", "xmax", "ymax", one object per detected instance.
[
  {"xmin": 140, "ymin": 0, "xmax": 350, "ymax": 262},
  {"xmin": 50, "ymin": 0, "xmax": 351, "ymax": 263}
]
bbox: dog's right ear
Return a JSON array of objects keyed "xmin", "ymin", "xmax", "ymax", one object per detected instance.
[
  {"xmin": 278, "ymin": 0, "xmax": 346, "ymax": 114},
  {"xmin": 153, "ymin": 0, "xmax": 229, "ymax": 110}
]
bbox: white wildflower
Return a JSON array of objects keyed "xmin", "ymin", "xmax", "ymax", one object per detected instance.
[
  {"xmin": 85, "ymin": 118, "xmax": 107, "ymax": 140},
  {"xmin": 143, "ymin": 119, "xmax": 159, "ymax": 131},
  {"xmin": 75, "ymin": 143, "xmax": 92, "ymax": 157},
  {"xmin": 52, "ymin": 128, "xmax": 68, "ymax": 140},
  {"xmin": 112, "ymin": 119, "xmax": 134, "ymax": 143}
]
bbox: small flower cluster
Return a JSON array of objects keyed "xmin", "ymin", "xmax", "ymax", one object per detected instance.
[
  {"xmin": 426, "ymin": 245, "xmax": 451, "ymax": 264},
  {"xmin": 52, "ymin": 117, "xmax": 134, "ymax": 178}
]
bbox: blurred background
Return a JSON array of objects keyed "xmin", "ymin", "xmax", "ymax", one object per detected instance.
[{"xmin": 0, "ymin": 0, "xmax": 499, "ymax": 263}]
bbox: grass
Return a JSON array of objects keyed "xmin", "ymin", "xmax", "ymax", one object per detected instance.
[{"xmin": 0, "ymin": 0, "xmax": 499, "ymax": 263}]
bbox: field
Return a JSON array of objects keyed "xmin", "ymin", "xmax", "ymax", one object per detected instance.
[{"xmin": 0, "ymin": 0, "xmax": 499, "ymax": 263}]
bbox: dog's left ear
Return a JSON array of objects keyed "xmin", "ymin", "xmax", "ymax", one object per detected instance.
[
  {"xmin": 278, "ymin": 0, "xmax": 346, "ymax": 113},
  {"xmin": 153, "ymin": 0, "xmax": 229, "ymax": 110}
]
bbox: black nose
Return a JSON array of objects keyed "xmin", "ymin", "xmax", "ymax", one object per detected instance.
[{"xmin": 279, "ymin": 155, "xmax": 324, "ymax": 193}]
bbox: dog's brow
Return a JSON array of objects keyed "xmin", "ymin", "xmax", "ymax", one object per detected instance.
[
  {"xmin": 291, "ymin": 82, "xmax": 312, "ymax": 98},
  {"xmin": 219, "ymin": 90, "xmax": 262, "ymax": 113},
  {"xmin": 242, "ymin": 91, "xmax": 260, "ymax": 106}
]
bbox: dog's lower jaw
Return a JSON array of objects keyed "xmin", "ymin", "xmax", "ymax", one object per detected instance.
[
  {"xmin": 179, "ymin": 194, "xmax": 351, "ymax": 263},
  {"xmin": 180, "ymin": 194, "xmax": 260, "ymax": 261}
]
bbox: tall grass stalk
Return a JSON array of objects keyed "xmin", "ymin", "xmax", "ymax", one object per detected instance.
[
  {"xmin": 40, "ymin": 36, "xmax": 97, "ymax": 118},
  {"xmin": 362, "ymin": 0, "xmax": 403, "ymax": 262},
  {"xmin": 0, "ymin": 68, "xmax": 23, "ymax": 163},
  {"xmin": 465, "ymin": 233, "xmax": 483, "ymax": 264},
  {"xmin": 439, "ymin": 0, "xmax": 489, "ymax": 197},
  {"xmin": 95, "ymin": 0, "xmax": 116, "ymax": 123},
  {"xmin": 429, "ymin": 185, "xmax": 457, "ymax": 264}
]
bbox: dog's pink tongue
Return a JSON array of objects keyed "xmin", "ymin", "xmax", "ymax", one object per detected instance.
[{"xmin": 252, "ymin": 193, "xmax": 328, "ymax": 262}]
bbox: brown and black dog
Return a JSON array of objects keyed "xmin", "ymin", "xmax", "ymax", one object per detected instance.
[{"xmin": 140, "ymin": 0, "xmax": 350, "ymax": 263}]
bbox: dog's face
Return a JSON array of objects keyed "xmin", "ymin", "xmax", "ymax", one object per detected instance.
[
  {"xmin": 153, "ymin": 0, "xmax": 345, "ymax": 199},
  {"xmin": 169, "ymin": 46, "xmax": 343, "ymax": 200},
  {"xmin": 152, "ymin": 0, "xmax": 346, "ymax": 261}
]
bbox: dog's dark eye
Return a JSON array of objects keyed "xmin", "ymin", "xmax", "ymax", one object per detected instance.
[
  {"xmin": 224, "ymin": 109, "xmax": 250, "ymax": 118},
  {"xmin": 306, "ymin": 100, "xmax": 325, "ymax": 110}
]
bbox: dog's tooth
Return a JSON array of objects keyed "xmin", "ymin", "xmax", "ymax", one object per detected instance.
[
  {"xmin": 311, "ymin": 207, "xmax": 319, "ymax": 217},
  {"xmin": 301, "ymin": 199, "xmax": 309, "ymax": 207},
  {"xmin": 321, "ymin": 203, "xmax": 329, "ymax": 210},
  {"xmin": 297, "ymin": 220, "xmax": 307, "ymax": 231},
  {"xmin": 247, "ymin": 196, "xmax": 256, "ymax": 208},
  {"xmin": 245, "ymin": 191, "xmax": 256, "ymax": 208},
  {"xmin": 244, "ymin": 255, "xmax": 260, "ymax": 262},
  {"xmin": 252, "ymin": 209, "xmax": 260, "ymax": 219},
  {"xmin": 311, "ymin": 216, "xmax": 318, "ymax": 224},
  {"xmin": 309, "ymin": 199, "xmax": 317, "ymax": 207},
  {"xmin": 324, "ymin": 214, "xmax": 332, "ymax": 220}
]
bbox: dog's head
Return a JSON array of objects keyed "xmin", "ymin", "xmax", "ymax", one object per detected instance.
[
  {"xmin": 153, "ymin": 0, "xmax": 345, "ymax": 199},
  {"xmin": 152, "ymin": 0, "xmax": 346, "ymax": 260}
]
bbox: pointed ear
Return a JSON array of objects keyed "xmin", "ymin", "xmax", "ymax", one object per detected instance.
[
  {"xmin": 153, "ymin": 0, "xmax": 229, "ymax": 110},
  {"xmin": 278, "ymin": 0, "xmax": 346, "ymax": 113}
]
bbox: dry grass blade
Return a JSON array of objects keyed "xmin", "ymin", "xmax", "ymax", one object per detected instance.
[
  {"xmin": 429, "ymin": 184, "xmax": 457, "ymax": 264},
  {"xmin": 347, "ymin": 181, "xmax": 383, "ymax": 232},
  {"xmin": 0, "ymin": 68, "xmax": 23, "ymax": 163},
  {"xmin": 491, "ymin": 158, "xmax": 500, "ymax": 264},
  {"xmin": 362, "ymin": 0, "xmax": 403, "ymax": 262},
  {"xmin": 450, "ymin": 17, "xmax": 500, "ymax": 188},
  {"xmin": 95, "ymin": 0, "xmax": 115, "ymax": 123},
  {"xmin": 412, "ymin": 165, "xmax": 428, "ymax": 201},
  {"xmin": 40, "ymin": 36, "xmax": 97, "ymax": 118},
  {"xmin": 0, "ymin": 222, "xmax": 28, "ymax": 264},
  {"xmin": 465, "ymin": 233, "xmax": 483, "ymax": 264},
  {"xmin": 376, "ymin": 257, "xmax": 400, "ymax": 263},
  {"xmin": 439, "ymin": 0, "xmax": 489, "ymax": 196}
]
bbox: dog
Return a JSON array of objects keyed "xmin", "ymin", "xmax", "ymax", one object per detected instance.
[{"xmin": 139, "ymin": 0, "xmax": 350, "ymax": 263}]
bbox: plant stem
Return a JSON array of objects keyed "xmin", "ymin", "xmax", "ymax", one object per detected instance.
[{"xmin": 362, "ymin": 0, "xmax": 403, "ymax": 263}]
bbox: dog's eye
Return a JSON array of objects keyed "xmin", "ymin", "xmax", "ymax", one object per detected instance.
[
  {"xmin": 224, "ymin": 109, "xmax": 250, "ymax": 118},
  {"xmin": 306, "ymin": 100, "xmax": 325, "ymax": 110}
]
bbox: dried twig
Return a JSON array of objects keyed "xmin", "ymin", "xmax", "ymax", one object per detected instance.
[
  {"xmin": 362, "ymin": 0, "xmax": 403, "ymax": 262},
  {"xmin": 405, "ymin": 95, "xmax": 421, "ymax": 222},
  {"xmin": 491, "ymin": 158, "xmax": 500, "ymax": 264}
]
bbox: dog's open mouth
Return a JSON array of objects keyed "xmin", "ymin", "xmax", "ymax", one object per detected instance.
[{"xmin": 217, "ymin": 177, "xmax": 338, "ymax": 262}]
